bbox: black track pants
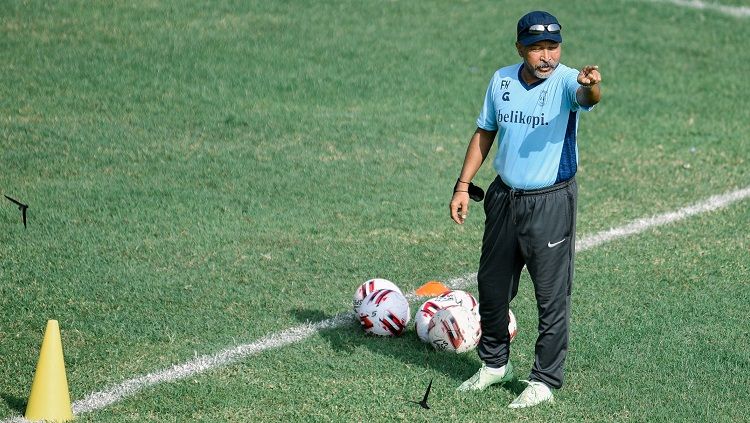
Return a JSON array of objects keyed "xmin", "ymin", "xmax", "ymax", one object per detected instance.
[{"xmin": 477, "ymin": 176, "xmax": 577, "ymax": 389}]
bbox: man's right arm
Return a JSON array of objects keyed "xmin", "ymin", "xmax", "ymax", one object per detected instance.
[
  {"xmin": 575, "ymin": 65, "xmax": 601, "ymax": 107},
  {"xmin": 449, "ymin": 127, "xmax": 497, "ymax": 225}
]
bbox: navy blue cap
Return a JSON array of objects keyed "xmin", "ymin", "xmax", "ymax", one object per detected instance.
[{"xmin": 516, "ymin": 11, "xmax": 562, "ymax": 46}]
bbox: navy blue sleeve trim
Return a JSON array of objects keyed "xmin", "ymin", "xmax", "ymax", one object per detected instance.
[{"xmin": 556, "ymin": 111, "xmax": 577, "ymax": 183}]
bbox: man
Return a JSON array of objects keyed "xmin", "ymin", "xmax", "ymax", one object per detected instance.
[{"xmin": 449, "ymin": 11, "xmax": 601, "ymax": 409}]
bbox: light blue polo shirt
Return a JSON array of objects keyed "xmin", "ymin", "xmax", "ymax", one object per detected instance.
[{"xmin": 477, "ymin": 63, "xmax": 593, "ymax": 190}]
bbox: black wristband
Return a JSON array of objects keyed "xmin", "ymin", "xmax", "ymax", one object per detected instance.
[{"xmin": 454, "ymin": 179, "xmax": 485, "ymax": 202}]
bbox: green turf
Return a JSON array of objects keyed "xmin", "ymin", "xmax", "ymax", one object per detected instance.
[{"xmin": 1, "ymin": 0, "xmax": 749, "ymax": 421}]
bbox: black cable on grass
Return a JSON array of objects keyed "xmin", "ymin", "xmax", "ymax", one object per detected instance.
[{"xmin": 4, "ymin": 195, "xmax": 28, "ymax": 228}]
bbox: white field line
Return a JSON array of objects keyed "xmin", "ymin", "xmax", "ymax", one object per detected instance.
[
  {"xmin": 4, "ymin": 185, "xmax": 750, "ymax": 422},
  {"xmin": 642, "ymin": 0, "xmax": 750, "ymax": 17}
]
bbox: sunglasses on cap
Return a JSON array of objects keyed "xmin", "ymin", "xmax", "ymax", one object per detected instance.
[{"xmin": 526, "ymin": 23, "xmax": 562, "ymax": 34}]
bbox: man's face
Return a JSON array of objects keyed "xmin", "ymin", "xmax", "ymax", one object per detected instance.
[{"xmin": 517, "ymin": 40, "xmax": 561, "ymax": 80}]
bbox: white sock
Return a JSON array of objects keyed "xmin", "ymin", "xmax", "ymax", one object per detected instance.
[{"xmin": 485, "ymin": 364, "xmax": 507, "ymax": 375}]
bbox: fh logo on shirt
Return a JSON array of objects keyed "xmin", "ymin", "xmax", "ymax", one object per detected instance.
[{"xmin": 501, "ymin": 79, "xmax": 511, "ymax": 101}]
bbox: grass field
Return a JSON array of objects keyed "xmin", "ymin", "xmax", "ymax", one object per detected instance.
[{"xmin": 1, "ymin": 0, "xmax": 749, "ymax": 421}]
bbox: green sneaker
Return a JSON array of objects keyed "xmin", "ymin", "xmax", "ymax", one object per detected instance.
[
  {"xmin": 456, "ymin": 362, "xmax": 515, "ymax": 392},
  {"xmin": 508, "ymin": 380, "xmax": 554, "ymax": 409}
]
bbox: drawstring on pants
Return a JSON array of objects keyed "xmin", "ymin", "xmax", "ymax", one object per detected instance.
[{"xmin": 509, "ymin": 189, "xmax": 524, "ymax": 224}]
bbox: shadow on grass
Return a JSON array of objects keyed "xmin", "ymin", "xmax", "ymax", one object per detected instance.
[
  {"xmin": 291, "ymin": 307, "xmax": 522, "ymax": 396},
  {"xmin": 506, "ymin": 378, "xmax": 528, "ymax": 396},
  {"xmin": 1, "ymin": 392, "xmax": 27, "ymax": 415}
]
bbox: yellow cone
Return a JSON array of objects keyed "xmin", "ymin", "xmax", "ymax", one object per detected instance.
[{"xmin": 25, "ymin": 320, "xmax": 74, "ymax": 422}]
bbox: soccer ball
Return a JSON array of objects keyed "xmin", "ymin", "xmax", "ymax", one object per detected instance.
[
  {"xmin": 415, "ymin": 298, "xmax": 451, "ymax": 342},
  {"xmin": 436, "ymin": 290, "xmax": 479, "ymax": 321},
  {"xmin": 508, "ymin": 308, "xmax": 518, "ymax": 343},
  {"xmin": 357, "ymin": 289, "xmax": 411, "ymax": 336},
  {"xmin": 353, "ymin": 278, "xmax": 402, "ymax": 314},
  {"xmin": 414, "ymin": 296, "xmax": 463, "ymax": 342},
  {"xmin": 415, "ymin": 290, "xmax": 480, "ymax": 343},
  {"xmin": 427, "ymin": 305, "xmax": 481, "ymax": 353}
]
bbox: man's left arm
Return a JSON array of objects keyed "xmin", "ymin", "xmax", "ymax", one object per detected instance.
[{"xmin": 575, "ymin": 65, "xmax": 601, "ymax": 107}]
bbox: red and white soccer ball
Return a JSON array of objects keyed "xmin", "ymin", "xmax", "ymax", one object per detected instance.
[
  {"xmin": 357, "ymin": 289, "xmax": 411, "ymax": 336},
  {"xmin": 437, "ymin": 290, "xmax": 479, "ymax": 321},
  {"xmin": 427, "ymin": 305, "xmax": 481, "ymax": 353},
  {"xmin": 352, "ymin": 278, "xmax": 402, "ymax": 315},
  {"xmin": 508, "ymin": 308, "xmax": 518, "ymax": 343},
  {"xmin": 414, "ymin": 296, "xmax": 462, "ymax": 342},
  {"xmin": 415, "ymin": 290, "xmax": 480, "ymax": 343},
  {"xmin": 415, "ymin": 298, "xmax": 445, "ymax": 343}
]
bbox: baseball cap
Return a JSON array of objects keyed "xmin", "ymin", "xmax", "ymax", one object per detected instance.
[{"xmin": 516, "ymin": 11, "xmax": 562, "ymax": 46}]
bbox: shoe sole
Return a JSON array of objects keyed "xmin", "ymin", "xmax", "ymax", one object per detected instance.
[{"xmin": 508, "ymin": 395, "xmax": 554, "ymax": 409}]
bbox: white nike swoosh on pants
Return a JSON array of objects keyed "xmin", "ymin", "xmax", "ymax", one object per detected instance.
[{"xmin": 547, "ymin": 239, "xmax": 566, "ymax": 248}]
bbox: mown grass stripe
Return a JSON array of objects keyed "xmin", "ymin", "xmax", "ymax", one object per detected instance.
[{"xmin": 4, "ymin": 185, "xmax": 747, "ymax": 422}]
